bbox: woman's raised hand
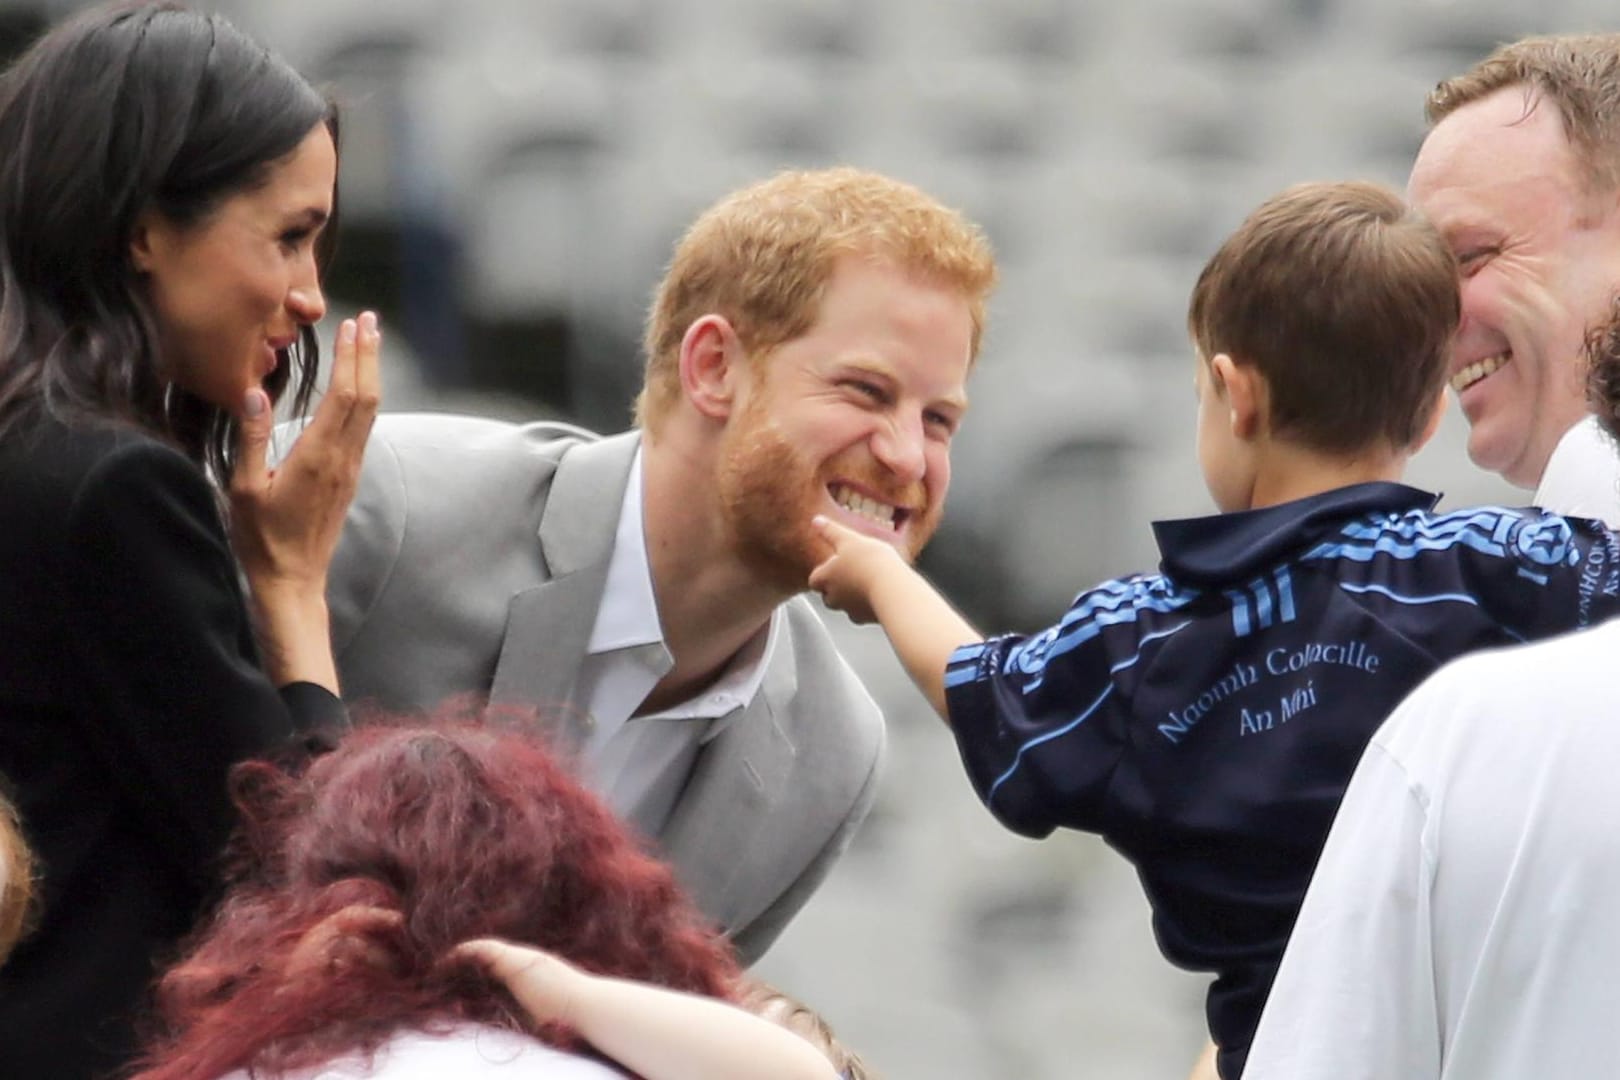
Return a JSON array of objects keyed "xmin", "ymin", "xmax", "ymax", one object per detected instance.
[{"xmin": 230, "ymin": 312, "xmax": 381, "ymax": 690}]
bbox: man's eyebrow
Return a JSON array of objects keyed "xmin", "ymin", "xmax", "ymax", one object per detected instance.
[{"xmin": 838, "ymin": 357, "xmax": 969, "ymax": 410}]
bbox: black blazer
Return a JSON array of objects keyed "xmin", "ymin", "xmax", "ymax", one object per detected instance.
[{"xmin": 0, "ymin": 405, "xmax": 342, "ymax": 1080}]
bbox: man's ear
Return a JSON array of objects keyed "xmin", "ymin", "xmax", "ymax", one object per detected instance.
[
  {"xmin": 1212, "ymin": 353, "xmax": 1265, "ymax": 440},
  {"xmin": 677, "ymin": 315, "xmax": 743, "ymax": 421},
  {"xmin": 1413, "ymin": 385, "xmax": 1449, "ymax": 453}
]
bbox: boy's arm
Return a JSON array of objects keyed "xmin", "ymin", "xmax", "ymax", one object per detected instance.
[
  {"xmin": 809, "ymin": 515, "xmax": 982, "ymax": 723},
  {"xmin": 455, "ymin": 939, "xmax": 839, "ymax": 1080}
]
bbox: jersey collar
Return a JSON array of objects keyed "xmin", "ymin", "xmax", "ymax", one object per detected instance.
[{"xmin": 1152, "ymin": 482, "xmax": 1439, "ymax": 586}]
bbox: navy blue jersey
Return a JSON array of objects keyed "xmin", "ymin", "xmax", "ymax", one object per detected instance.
[{"xmin": 945, "ymin": 482, "xmax": 1620, "ymax": 1079}]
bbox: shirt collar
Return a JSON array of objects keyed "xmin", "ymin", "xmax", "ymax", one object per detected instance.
[
  {"xmin": 584, "ymin": 445, "xmax": 778, "ymax": 720},
  {"xmin": 587, "ymin": 448, "xmax": 663, "ymax": 654},
  {"xmin": 1151, "ymin": 482, "xmax": 1439, "ymax": 586}
]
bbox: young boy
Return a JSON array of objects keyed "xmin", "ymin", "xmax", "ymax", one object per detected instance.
[{"xmin": 809, "ymin": 180, "xmax": 1620, "ymax": 1079}]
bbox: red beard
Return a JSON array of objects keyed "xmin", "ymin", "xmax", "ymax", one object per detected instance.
[{"xmin": 714, "ymin": 404, "xmax": 939, "ymax": 595}]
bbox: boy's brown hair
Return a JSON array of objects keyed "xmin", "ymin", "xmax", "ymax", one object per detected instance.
[
  {"xmin": 1187, "ymin": 180, "xmax": 1459, "ymax": 455},
  {"xmin": 635, "ymin": 167, "xmax": 997, "ymax": 433},
  {"xmin": 1428, "ymin": 34, "xmax": 1620, "ymax": 197},
  {"xmin": 736, "ymin": 978, "xmax": 877, "ymax": 1079}
]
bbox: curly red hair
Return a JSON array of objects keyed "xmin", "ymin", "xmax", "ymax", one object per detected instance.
[{"xmin": 127, "ymin": 715, "xmax": 741, "ymax": 1080}]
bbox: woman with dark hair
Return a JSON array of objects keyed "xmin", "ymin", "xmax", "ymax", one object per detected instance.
[
  {"xmin": 129, "ymin": 721, "xmax": 838, "ymax": 1080},
  {"xmin": 0, "ymin": 2, "xmax": 379, "ymax": 1077}
]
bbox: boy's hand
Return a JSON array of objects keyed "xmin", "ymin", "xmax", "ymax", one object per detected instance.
[
  {"xmin": 808, "ymin": 514, "xmax": 908, "ymax": 623},
  {"xmin": 454, "ymin": 938, "xmax": 588, "ymax": 1029}
]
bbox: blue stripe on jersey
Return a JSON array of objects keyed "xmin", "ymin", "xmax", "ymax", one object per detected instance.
[
  {"xmin": 1042, "ymin": 587, "xmax": 1198, "ymax": 669},
  {"xmin": 1306, "ymin": 529, "xmax": 1508, "ymax": 563},
  {"xmin": 1113, "ymin": 620, "xmax": 1194, "ymax": 671},
  {"xmin": 1309, "ymin": 509, "xmax": 1523, "ymax": 564},
  {"xmin": 1056, "ymin": 579, "xmax": 1190, "ymax": 634},
  {"xmin": 1227, "ymin": 590, "xmax": 1251, "ymax": 637},
  {"xmin": 1275, "ymin": 566, "xmax": 1297, "ymax": 621},
  {"xmin": 1361, "ymin": 507, "xmax": 1514, "ymax": 537},
  {"xmin": 1336, "ymin": 581, "xmax": 1528, "ymax": 642},
  {"xmin": 1336, "ymin": 581, "xmax": 1482, "ymax": 607},
  {"xmin": 1251, "ymin": 578, "xmax": 1274, "ymax": 630},
  {"xmin": 986, "ymin": 683, "xmax": 1114, "ymax": 807},
  {"xmin": 985, "ymin": 618, "xmax": 1194, "ymax": 805}
]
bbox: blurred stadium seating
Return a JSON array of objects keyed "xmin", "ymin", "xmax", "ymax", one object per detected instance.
[
  {"xmin": 5, "ymin": 3, "xmax": 1614, "ymax": 1074},
  {"xmin": 1, "ymin": 0, "xmax": 1577, "ymax": 626}
]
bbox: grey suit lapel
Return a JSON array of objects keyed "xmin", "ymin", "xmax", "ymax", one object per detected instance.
[
  {"xmin": 488, "ymin": 431, "xmax": 646, "ymax": 749},
  {"xmin": 657, "ymin": 616, "xmax": 799, "ymax": 934}
]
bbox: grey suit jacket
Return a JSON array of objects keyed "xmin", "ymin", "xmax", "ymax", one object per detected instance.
[{"xmin": 326, "ymin": 412, "xmax": 886, "ymax": 963}]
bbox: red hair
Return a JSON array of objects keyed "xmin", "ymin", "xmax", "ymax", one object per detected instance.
[{"xmin": 128, "ymin": 713, "xmax": 741, "ymax": 1080}]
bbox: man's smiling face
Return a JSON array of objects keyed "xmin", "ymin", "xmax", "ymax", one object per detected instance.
[
  {"xmin": 715, "ymin": 255, "xmax": 974, "ymax": 592},
  {"xmin": 1409, "ymin": 85, "xmax": 1620, "ymax": 488}
]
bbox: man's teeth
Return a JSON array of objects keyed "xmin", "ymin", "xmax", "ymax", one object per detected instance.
[
  {"xmin": 832, "ymin": 486, "xmax": 897, "ymax": 528},
  {"xmin": 1451, "ymin": 354, "xmax": 1508, "ymax": 393}
]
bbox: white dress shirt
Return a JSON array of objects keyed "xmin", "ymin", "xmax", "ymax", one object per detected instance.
[
  {"xmin": 572, "ymin": 449, "xmax": 777, "ymax": 838},
  {"xmin": 1534, "ymin": 414, "xmax": 1620, "ymax": 527}
]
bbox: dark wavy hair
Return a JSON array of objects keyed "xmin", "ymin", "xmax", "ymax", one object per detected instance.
[
  {"xmin": 127, "ymin": 716, "xmax": 742, "ymax": 1080},
  {"xmin": 0, "ymin": 0, "xmax": 338, "ymax": 481}
]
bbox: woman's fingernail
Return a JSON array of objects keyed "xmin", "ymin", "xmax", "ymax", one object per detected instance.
[
  {"xmin": 340, "ymin": 319, "xmax": 356, "ymax": 344},
  {"xmin": 243, "ymin": 389, "xmax": 267, "ymax": 418}
]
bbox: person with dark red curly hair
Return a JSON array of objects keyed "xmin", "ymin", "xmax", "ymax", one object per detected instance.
[{"xmin": 127, "ymin": 720, "xmax": 839, "ymax": 1080}]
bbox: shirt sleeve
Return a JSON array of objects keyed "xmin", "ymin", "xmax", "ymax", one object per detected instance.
[
  {"xmin": 60, "ymin": 440, "xmax": 344, "ymax": 891},
  {"xmin": 944, "ymin": 577, "xmax": 1153, "ymax": 838},
  {"xmin": 1243, "ymin": 734, "xmax": 1441, "ymax": 1079}
]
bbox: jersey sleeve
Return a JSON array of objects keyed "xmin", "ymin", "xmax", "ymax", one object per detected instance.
[
  {"xmin": 1319, "ymin": 507, "xmax": 1620, "ymax": 647},
  {"xmin": 1458, "ymin": 509, "xmax": 1620, "ymax": 638},
  {"xmin": 60, "ymin": 440, "xmax": 342, "ymax": 890},
  {"xmin": 944, "ymin": 575, "xmax": 1171, "ymax": 838}
]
